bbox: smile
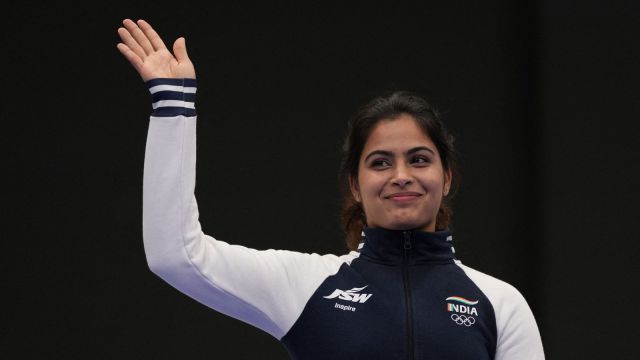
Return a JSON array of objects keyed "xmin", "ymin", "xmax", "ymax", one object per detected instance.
[{"xmin": 385, "ymin": 192, "xmax": 422, "ymax": 202}]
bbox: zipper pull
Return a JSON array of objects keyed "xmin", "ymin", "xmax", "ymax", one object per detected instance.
[{"xmin": 403, "ymin": 231, "xmax": 412, "ymax": 250}]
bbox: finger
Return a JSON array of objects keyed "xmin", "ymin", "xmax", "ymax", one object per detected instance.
[
  {"xmin": 137, "ymin": 19, "xmax": 167, "ymax": 52},
  {"xmin": 118, "ymin": 26, "xmax": 147, "ymax": 61},
  {"xmin": 173, "ymin": 37, "xmax": 190, "ymax": 63},
  {"xmin": 122, "ymin": 18, "xmax": 154, "ymax": 56},
  {"xmin": 116, "ymin": 43, "xmax": 144, "ymax": 74}
]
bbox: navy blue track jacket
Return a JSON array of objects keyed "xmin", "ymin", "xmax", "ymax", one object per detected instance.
[{"xmin": 142, "ymin": 78, "xmax": 545, "ymax": 359}]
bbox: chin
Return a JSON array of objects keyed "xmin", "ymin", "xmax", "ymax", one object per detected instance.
[{"xmin": 385, "ymin": 219, "xmax": 430, "ymax": 231}]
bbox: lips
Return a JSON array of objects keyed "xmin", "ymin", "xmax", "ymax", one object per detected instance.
[{"xmin": 386, "ymin": 192, "xmax": 422, "ymax": 200}]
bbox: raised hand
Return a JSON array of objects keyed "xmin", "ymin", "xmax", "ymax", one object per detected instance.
[{"xmin": 116, "ymin": 19, "xmax": 196, "ymax": 81}]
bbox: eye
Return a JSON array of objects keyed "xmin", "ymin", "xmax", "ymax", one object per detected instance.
[
  {"xmin": 411, "ymin": 156, "xmax": 431, "ymax": 165},
  {"xmin": 370, "ymin": 158, "xmax": 391, "ymax": 168}
]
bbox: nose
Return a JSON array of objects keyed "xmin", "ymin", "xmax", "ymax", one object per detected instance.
[
  {"xmin": 393, "ymin": 178, "xmax": 412, "ymax": 187},
  {"xmin": 391, "ymin": 163, "xmax": 413, "ymax": 187}
]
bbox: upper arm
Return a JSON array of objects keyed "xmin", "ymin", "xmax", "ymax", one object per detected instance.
[
  {"xmin": 455, "ymin": 262, "xmax": 545, "ymax": 360},
  {"xmin": 493, "ymin": 284, "xmax": 545, "ymax": 360},
  {"xmin": 150, "ymin": 229, "xmax": 350, "ymax": 339}
]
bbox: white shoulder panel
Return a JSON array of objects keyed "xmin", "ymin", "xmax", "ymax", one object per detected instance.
[{"xmin": 455, "ymin": 261, "xmax": 545, "ymax": 360}]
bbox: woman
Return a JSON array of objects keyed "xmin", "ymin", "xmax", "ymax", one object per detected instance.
[{"xmin": 117, "ymin": 19, "xmax": 544, "ymax": 359}]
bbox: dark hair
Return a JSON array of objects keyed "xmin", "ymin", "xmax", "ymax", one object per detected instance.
[{"xmin": 339, "ymin": 91, "xmax": 459, "ymax": 250}]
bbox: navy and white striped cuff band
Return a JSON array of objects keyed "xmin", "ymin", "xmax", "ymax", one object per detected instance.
[{"xmin": 146, "ymin": 78, "xmax": 197, "ymax": 117}]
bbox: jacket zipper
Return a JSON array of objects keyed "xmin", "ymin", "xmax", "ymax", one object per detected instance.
[{"xmin": 402, "ymin": 231, "xmax": 414, "ymax": 360}]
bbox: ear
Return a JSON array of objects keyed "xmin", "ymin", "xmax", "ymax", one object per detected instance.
[
  {"xmin": 443, "ymin": 167, "xmax": 453, "ymax": 196},
  {"xmin": 349, "ymin": 175, "xmax": 361, "ymax": 202}
]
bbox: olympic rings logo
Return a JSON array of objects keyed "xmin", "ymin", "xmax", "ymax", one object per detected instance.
[{"xmin": 450, "ymin": 314, "xmax": 476, "ymax": 327}]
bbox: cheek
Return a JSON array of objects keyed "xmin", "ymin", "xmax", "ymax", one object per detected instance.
[
  {"xmin": 358, "ymin": 173, "xmax": 386, "ymax": 197},
  {"xmin": 421, "ymin": 172, "xmax": 446, "ymax": 193}
]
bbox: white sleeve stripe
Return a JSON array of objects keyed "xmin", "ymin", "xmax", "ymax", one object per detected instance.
[
  {"xmin": 149, "ymin": 84, "xmax": 197, "ymax": 94},
  {"xmin": 152, "ymin": 100, "xmax": 196, "ymax": 109}
]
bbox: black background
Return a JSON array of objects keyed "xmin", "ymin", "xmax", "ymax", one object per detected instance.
[{"xmin": 6, "ymin": 1, "xmax": 640, "ymax": 358}]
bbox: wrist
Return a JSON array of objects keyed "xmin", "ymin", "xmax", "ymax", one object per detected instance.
[{"xmin": 146, "ymin": 78, "xmax": 197, "ymax": 117}]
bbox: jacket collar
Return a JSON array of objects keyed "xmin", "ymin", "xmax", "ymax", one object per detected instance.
[{"xmin": 357, "ymin": 227, "xmax": 456, "ymax": 265}]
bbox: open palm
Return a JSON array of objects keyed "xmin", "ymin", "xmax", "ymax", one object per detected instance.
[{"xmin": 116, "ymin": 19, "xmax": 196, "ymax": 81}]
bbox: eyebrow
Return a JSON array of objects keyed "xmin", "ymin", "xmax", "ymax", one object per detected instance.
[{"xmin": 364, "ymin": 146, "xmax": 436, "ymax": 162}]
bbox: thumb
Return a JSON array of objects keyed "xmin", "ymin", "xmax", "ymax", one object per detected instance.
[{"xmin": 173, "ymin": 37, "xmax": 190, "ymax": 62}]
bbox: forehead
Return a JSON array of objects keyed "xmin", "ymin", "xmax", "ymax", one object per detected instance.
[{"xmin": 363, "ymin": 114, "xmax": 436, "ymax": 152}]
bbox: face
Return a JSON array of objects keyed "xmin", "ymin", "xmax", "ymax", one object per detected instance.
[{"xmin": 350, "ymin": 114, "xmax": 451, "ymax": 232}]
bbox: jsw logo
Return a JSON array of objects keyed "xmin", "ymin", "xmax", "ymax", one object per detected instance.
[{"xmin": 323, "ymin": 285, "xmax": 373, "ymax": 303}]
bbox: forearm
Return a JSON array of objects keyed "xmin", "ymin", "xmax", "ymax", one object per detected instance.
[
  {"xmin": 141, "ymin": 78, "xmax": 280, "ymax": 334},
  {"xmin": 143, "ymin": 78, "xmax": 199, "ymax": 276}
]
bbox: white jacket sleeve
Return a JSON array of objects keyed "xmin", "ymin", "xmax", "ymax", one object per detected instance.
[{"xmin": 141, "ymin": 78, "xmax": 357, "ymax": 339}]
